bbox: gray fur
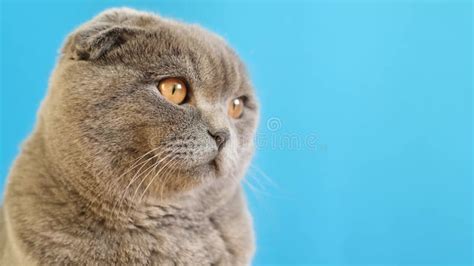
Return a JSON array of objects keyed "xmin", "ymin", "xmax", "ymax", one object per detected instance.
[{"xmin": 0, "ymin": 8, "xmax": 258, "ymax": 265}]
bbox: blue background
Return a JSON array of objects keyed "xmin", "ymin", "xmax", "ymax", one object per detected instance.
[{"xmin": 1, "ymin": 0, "xmax": 472, "ymax": 265}]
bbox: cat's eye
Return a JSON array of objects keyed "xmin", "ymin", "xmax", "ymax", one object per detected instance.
[
  {"xmin": 228, "ymin": 97, "xmax": 244, "ymax": 119},
  {"xmin": 158, "ymin": 78, "xmax": 187, "ymax": 105}
]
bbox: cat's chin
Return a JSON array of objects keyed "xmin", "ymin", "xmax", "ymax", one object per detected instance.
[
  {"xmin": 186, "ymin": 160, "xmax": 218, "ymax": 179},
  {"xmin": 141, "ymin": 162, "xmax": 217, "ymax": 199}
]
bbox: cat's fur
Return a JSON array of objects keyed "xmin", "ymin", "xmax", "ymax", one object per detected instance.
[{"xmin": 0, "ymin": 8, "xmax": 258, "ymax": 265}]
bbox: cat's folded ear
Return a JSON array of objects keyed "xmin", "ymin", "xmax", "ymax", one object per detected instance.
[
  {"xmin": 62, "ymin": 23, "xmax": 142, "ymax": 60},
  {"xmin": 62, "ymin": 8, "xmax": 157, "ymax": 60}
]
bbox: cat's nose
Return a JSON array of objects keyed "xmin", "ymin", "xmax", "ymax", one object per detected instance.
[{"xmin": 208, "ymin": 129, "xmax": 229, "ymax": 151}]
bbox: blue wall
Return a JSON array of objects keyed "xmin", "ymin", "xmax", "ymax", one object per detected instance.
[{"xmin": 1, "ymin": 1, "xmax": 472, "ymax": 265}]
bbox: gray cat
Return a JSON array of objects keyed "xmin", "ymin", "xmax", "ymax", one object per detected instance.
[{"xmin": 0, "ymin": 8, "xmax": 258, "ymax": 265}]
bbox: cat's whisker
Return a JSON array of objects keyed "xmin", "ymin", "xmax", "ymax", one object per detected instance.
[
  {"xmin": 130, "ymin": 152, "xmax": 175, "ymax": 205},
  {"xmin": 219, "ymin": 150, "xmax": 271, "ymax": 197},
  {"xmin": 245, "ymin": 170, "xmax": 268, "ymax": 193},
  {"xmin": 118, "ymin": 150, "xmax": 176, "ymax": 215},
  {"xmin": 124, "ymin": 151, "xmax": 164, "ymax": 191},
  {"xmin": 155, "ymin": 156, "xmax": 182, "ymax": 202},
  {"xmin": 113, "ymin": 149, "xmax": 170, "ymax": 216},
  {"xmin": 145, "ymin": 158, "xmax": 180, "ymax": 203},
  {"xmin": 242, "ymin": 174, "xmax": 271, "ymax": 197},
  {"xmin": 112, "ymin": 146, "xmax": 164, "ymax": 188},
  {"xmin": 125, "ymin": 154, "xmax": 179, "ymax": 216},
  {"xmin": 125, "ymin": 147, "xmax": 184, "ymax": 215},
  {"xmin": 91, "ymin": 147, "xmax": 164, "ymax": 211},
  {"xmin": 250, "ymin": 164, "xmax": 277, "ymax": 189}
]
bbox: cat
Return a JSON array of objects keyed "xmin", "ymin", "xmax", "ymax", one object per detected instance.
[{"xmin": 0, "ymin": 8, "xmax": 259, "ymax": 265}]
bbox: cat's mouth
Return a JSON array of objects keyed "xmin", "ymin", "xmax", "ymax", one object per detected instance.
[
  {"xmin": 183, "ymin": 156, "xmax": 222, "ymax": 179},
  {"xmin": 210, "ymin": 152, "xmax": 228, "ymax": 177},
  {"xmin": 142, "ymin": 145, "xmax": 222, "ymax": 180},
  {"xmin": 182, "ymin": 152, "xmax": 221, "ymax": 177},
  {"xmin": 154, "ymin": 155, "xmax": 219, "ymax": 178},
  {"xmin": 210, "ymin": 159, "xmax": 219, "ymax": 174},
  {"xmin": 168, "ymin": 160, "xmax": 217, "ymax": 180}
]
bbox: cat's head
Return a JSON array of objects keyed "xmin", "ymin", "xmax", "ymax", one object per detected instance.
[{"xmin": 42, "ymin": 8, "xmax": 259, "ymax": 210}]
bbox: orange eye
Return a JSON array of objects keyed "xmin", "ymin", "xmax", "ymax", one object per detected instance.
[
  {"xmin": 158, "ymin": 78, "xmax": 187, "ymax": 104},
  {"xmin": 228, "ymin": 97, "xmax": 244, "ymax": 119}
]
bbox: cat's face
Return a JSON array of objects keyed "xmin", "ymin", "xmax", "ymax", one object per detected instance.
[{"xmin": 45, "ymin": 9, "xmax": 258, "ymax": 205}]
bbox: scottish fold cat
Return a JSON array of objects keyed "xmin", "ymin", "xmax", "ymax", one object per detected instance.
[{"xmin": 0, "ymin": 8, "xmax": 258, "ymax": 265}]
